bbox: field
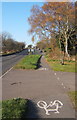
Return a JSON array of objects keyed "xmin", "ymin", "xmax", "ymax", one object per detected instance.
[{"xmin": 45, "ymin": 55, "xmax": 76, "ymax": 73}]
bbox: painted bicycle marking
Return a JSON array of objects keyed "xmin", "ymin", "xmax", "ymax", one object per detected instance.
[{"xmin": 37, "ymin": 100, "xmax": 63, "ymax": 115}]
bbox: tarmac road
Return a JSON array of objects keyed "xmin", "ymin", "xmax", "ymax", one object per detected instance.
[
  {"xmin": 1, "ymin": 49, "xmax": 28, "ymax": 74},
  {"xmin": 2, "ymin": 56, "xmax": 76, "ymax": 119}
]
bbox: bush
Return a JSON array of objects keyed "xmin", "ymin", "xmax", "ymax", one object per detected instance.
[{"xmin": 2, "ymin": 98, "xmax": 28, "ymax": 119}]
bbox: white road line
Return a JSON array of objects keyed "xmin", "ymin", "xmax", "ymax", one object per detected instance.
[
  {"xmin": 57, "ymin": 77, "xmax": 60, "ymax": 80},
  {"xmin": 38, "ymin": 68, "xmax": 48, "ymax": 71},
  {"xmin": 0, "ymin": 67, "xmax": 13, "ymax": 79},
  {"xmin": 64, "ymin": 86, "xmax": 66, "ymax": 89},
  {"xmin": 54, "ymin": 73, "xmax": 56, "ymax": 75},
  {"xmin": 62, "ymin": 83, "xmax": 64, "ymax": 86}
]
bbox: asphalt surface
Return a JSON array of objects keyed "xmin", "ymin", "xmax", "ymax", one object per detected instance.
[
  {"xmin": 1, "ymin": 49, "xmax": 28, "ymax": 74},
  {"xmin": 2, "ymin": 56, "xmax": 75, "ymax": 119}
]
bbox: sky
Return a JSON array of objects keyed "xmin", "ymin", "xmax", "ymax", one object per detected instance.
[
  {"xmin": 1, "ymin": 2, "xmax": 44, "ymax": 46},
  {"xmin": 0, "ymin": 0, "xmax": 76, "ymax": 46}
]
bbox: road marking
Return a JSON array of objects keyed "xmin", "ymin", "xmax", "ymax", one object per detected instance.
[
  {"xmin": 64, "ymin": 86, "xmax": 66, "ymax": 89},
  {"xmin": 62, "ymin": 83, "xmax": 64, "ymax": 86},
  {"xmin": 57, "ymin": 77, "xmax": 60, "ymax": 80},
  {"xmin": 37, "ymin": 100, "xmax": 63, "ymax": 115},
  {"xmin": 54, "ymin": 73, "xmax": 56, "ymax": 75},
  {"xmin": 39, "ymin": 68, "xmax": 48, "ymax": 71},
  {"xmin": 0, "ymin": 67, "xmax": 13, "ymax": 79}
]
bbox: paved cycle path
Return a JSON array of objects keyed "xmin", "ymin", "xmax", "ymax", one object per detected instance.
[{"xmin": 2, "ymin": 56, "xmax": 75, "ymax": 119}]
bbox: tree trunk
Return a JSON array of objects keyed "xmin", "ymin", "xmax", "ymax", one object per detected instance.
[
  {"xmin": 65, "ymin": 34, "xmax": 70, "ymax": 60},
  {"xmin": 65, "ymin": 3, "xmax": 70, "ymax": 59},
  {"xmin": 60, "ymin": 51, "xmax": 65, "ymax": 65},
  {"xmin": 59, "ymin": 20, "xmax": 65, "ymax": 65}
]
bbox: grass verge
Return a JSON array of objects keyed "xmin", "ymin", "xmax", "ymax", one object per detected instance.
[
  {"xmin": 68, "ymin": 91, "xmax": 77, "ymax": 109},
  {"xmin": 0, "ymin": 101, "xmax": 2, "ymax": 119},
  {"xmin": 2, "ymin": 98, "xmax": 28, "ymax": 119},
  {"xmin": 14, "ymin": 54, "xmax": 41, "ymax": 69},
  {"xmin": 45, "ymin": 55, "xmax": 75, "ymax": 72}
]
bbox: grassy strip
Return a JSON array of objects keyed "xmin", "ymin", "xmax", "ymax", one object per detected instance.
[
  {"xmin": 2, "ymin": 98, "xmax": 28, "ymax": 119},
  {"xmin": 0, "ymin": 101, "xmax": 2, "ymax": 119},
  {"xmin": 15, "ymin": 54, "xmax": 41, "ymax": 69},
  {"xmin": 45, "ymin": 55, "xmax": 75, "ymax": 72},
  {"xmin": 68, "ymin": 91, "xmax": 77, "ymax": 109}
]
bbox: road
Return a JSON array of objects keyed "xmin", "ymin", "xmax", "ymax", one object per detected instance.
[
  {"xmin": 1, "ymin": 49, "xmax": 28, "ymax": 75},
  {"xmin": 2, "ymin": 56, "xmax": 75, "ymax": 119}
]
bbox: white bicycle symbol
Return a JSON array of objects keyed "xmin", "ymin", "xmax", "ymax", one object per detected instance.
[{"xmin": 37, "ymin": 100, "xmax": 63, "ymax": 115}]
